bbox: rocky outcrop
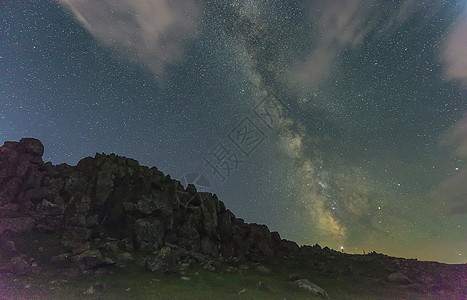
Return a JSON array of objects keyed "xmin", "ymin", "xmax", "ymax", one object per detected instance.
[
  {"xmin": 1, "ymin": 139, "xmax": 467, "ymax": 300},
  {"xmin": 0, "ymin": 138, "xmax": 298, "ymax": 273}
]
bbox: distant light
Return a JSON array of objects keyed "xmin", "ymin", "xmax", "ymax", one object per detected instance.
[
  {"xmin": 378, "ymin": 206, "xmax": 381, "ymax": 210},
  {"xmin": 340, "ymin": 246, "xmax": 344, "ymax": 251},
  {"xmin": 456, "ymin": 167, "xmax": 459, "ymax": 171}
]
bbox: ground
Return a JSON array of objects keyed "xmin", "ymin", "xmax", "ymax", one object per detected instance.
[{"xmin": 1, "ymin": 232, "xmax": 465, "ymax": 300}]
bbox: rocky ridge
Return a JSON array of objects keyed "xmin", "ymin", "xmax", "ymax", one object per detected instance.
[
  {"xmin": 1, "ymin": 138, "xmax": 466, "ymax": 299},
  {"xmin": 0, "ymin": 138, "xmax": 298, "ymax": 273}
]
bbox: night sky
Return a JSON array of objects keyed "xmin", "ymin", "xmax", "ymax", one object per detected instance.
[{"xmin": 1, "ymin": 0, "xmax": 467, "ymax": 263}]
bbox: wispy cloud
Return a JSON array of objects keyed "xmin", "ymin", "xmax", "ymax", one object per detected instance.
[
  {"xmin": 440, "ymin": 114, "xmax": 467, "ymax": 158},
  {"xmin": 442, "ymin": 10, "xmax": 467, "ymax": 88},
  {"xmin": 57, "ymin": 0, "xmax": 200, "ymax": 79},
  {"xmin": 431, "ymin": 169, "xmax": 467, "ymax": 215},
  {"xmin": 289, "ymin": 0, "xmax": 423, "ymax": 89},
  {"xmin": 434, "ymin": 114, "xmax": 467, "ymax": 214},
  {"xmin": 290, "ymin": 0, "xmax": 374, "ymax": 88},
  {"xmin": 376, "ymin": 0, "xmax": 423, "ymax": 35}
]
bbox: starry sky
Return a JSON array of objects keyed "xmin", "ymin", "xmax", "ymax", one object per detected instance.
[{"xmin": 1, "ymin": 0, "xmax": 467, "ymax": 263}]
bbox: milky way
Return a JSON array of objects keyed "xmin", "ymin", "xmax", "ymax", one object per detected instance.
[{"xmin": 1, "ymin": 0, "xmax": 467, "ymax": 263}]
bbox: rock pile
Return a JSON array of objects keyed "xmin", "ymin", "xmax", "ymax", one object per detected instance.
[{"xmin": 0, "ymin": 138, "xmax": 299, "ymax": 274}]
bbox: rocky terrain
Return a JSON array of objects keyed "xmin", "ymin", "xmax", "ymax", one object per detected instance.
[{"xmin": 0, "ymin": 138, "xmax": 466, "ymax": 299}]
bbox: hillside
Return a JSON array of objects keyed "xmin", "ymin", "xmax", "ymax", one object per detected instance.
[{"xmin": 0, "ymin": 138, "xmax": 466, "ymax": 299}]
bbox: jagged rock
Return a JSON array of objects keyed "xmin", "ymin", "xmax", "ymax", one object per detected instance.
[
  {"xmin": 64, "ymin": 176, "xmax": 88, "ymax": 196},
  {"xmin": 95, "ymin": 164, "xmax": 116, "ymax": 205},
  {"xmin": 134, "ymin": 217, "xmax": 164, "ymax": 251},
  {"xmin": 0, "ymin": 139, "xmax": 46, "ymax": 213},
  {"xmin": 70, "ymin": 249, "xmax": 114, "ymax": 270},
  {"xmin": 119, "ymin": 238, "xmax": 135, "ymax": 252},
  {"xmin": 186, "ymin": 184, "xmax": 197, "ymax": 194},
  {"xmin": 18, "ymin": 138, "xmax": 44, "ymax": 157},
  {"xmin": 102, "ymin": 241, "xmax": 119, "ymax": 252},
  {"xmin": 256, "ymin": 265, "xmax": 274, "ymax": 275},
  {"xmin": 202, "ymin": 261, "xmax": 216, "ymax": 272},
  {"xmin": 278, "ymin": 239, "xmax": 300, "ymax": 256},
  {"xmin": 218, "ymin": 210, "xmax": 235, "ymax": 242},
  {"xmin": 71, "ymin": 242, "xmax": 91, "ymax": 255},
  {"xmin": 146, "ymin": 246, "xmax": 177, "ymax": 274},
  {"xmin": 226, "ymin": 265, "xmax": 237, "ymax": 272},
  {"xmin": 117, "ymin": 252, "xmax": 134, "ymax": 262},
  {"xmin": 201, "ymin": 236, "xmax": 218, "ymax": 257},
  {"xmin": 38, "ymin": 199, "xmax": 63, "ymax": 216},
  {"xmin": 200, "ymin": 193, "xmax": 219, "ymax": 238},
  {"xmin": 291, "ymin": 279, "xmax": 328, "ymax": 298},
  {"xmin": 189, "ymin": 252, "xmax": 208, "ymax": 264},
  {"xmin": 248, "ymin": 224, "xmax": 274, "ymax": 257}
]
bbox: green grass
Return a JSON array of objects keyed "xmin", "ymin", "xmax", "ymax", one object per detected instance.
[
  {"xmin": 0, "ymin": 258, "xmax": 442, "ymax": 300},
  {"xmin": 0, "ymin": 232, "xmax": 460, "ymax": 299}
]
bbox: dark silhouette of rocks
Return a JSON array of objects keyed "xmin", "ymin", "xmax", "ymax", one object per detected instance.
[{"xmin": 0, "ymin": 138, "xmax": 298, "ymax": 271}]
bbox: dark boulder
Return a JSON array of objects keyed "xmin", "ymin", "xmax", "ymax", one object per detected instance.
[
  {"xmin": 146, "ymin": 246, "xmax": 177, "ymax": 274},
  {"xmin": 18, "ymin": 138, "xmax": 44, "ymax": 157},
  {"xmin": 70, "ymin": 249, "xmax": 115, "ymax": 271}
]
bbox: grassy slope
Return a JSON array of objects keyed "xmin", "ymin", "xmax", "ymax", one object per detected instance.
[
  {"xmin": 0, "ymin": 263, "xmax": 431, "ymax": 300},
  {"xmin": 0, "ymin": 232, "xmax": 464, "ymax": 300}
]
